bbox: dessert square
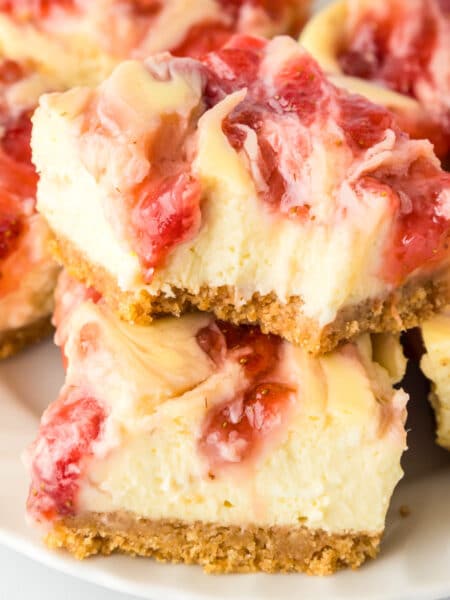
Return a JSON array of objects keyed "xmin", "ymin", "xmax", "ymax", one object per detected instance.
[
  {"xmin": 33, "ymin": 35, "xmax": 450, "ymax": 353},
  {"xmin": 25, "ymin": 272, "xmax": 408, "ymax": 574},
  {"xmin": 300, "ymin": 0, "xmax": 450, "ymax": 158}
]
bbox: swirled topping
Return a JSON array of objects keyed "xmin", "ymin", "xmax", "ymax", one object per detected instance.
[{"xmin": 338, "ymin": 0, "xmax": 450, "ymax": 156}]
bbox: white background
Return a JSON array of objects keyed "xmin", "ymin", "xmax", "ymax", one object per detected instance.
[{"xmin": 0, "ymin": 545, "xmax": 137, "ymax": 600}]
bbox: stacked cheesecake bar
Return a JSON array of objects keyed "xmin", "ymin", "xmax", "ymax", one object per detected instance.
[{"xmin": 25, "ymin": 23, "xmax": 450, "ymax": 576}]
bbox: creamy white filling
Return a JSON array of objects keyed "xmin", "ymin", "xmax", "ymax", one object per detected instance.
[
  {"xmin": 52, "ymin": 300, "xmax": 408, "ymax": 533},
  {"xmin": 80, "ymin": 413, "xmax": 404, "ymax": 532},
  {"xmin": 421, "ymin": 311, "xmax": 450, "ymax": 449}
]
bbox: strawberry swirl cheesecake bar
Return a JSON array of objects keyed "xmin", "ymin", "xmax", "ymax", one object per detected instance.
[
  {"xmin": 0, "ymin": 0, "xmax": 310, "ymax": 86},
  {"xmin": 0, "ymin": 57, "xmax": 63, "ymax": 358},
  {"xmin": 300, "ymin": 0, "xmax": 450, "ymax": 158},
  {"xmin": 25, "ymin": 272, "xmax": 408, "ymax": 574},
  {"xmin": 33, "ymin": 35, "xmax": 450, "ymax": 353}
]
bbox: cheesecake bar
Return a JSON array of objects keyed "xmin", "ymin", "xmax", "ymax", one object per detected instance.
[
  {"xmin": 33, "ymin": 35, "xmax": 450, "ymax": 353},
  {"xmin": 0, "ymin": 57, "xmax": 64, "ymax": 358},
  {"xmin": 421, "ymin": 311, "xmax": 450, "ymax": 450},
  {"xmin": 0, "ymin": 0, "xmax": 310, "ymax": 87},
  {"xmin": 25, "ymin": 272, "xmax": 408, "ymax": 574},
  {"xmin": 300, "ymin": 0, "xmax": 450, "ymax": 158}
]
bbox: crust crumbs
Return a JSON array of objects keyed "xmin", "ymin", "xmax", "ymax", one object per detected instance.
[
  {"xmin": 46, "ymin": 513, "xmax": 381, "ymax": 575},
  {"xmin": 0, "ymin": 315, "xmax": 53, "ymax": 360},
  {"xmin": 52, "ymin": 235, "xmax": 450, "ymax": 355}
]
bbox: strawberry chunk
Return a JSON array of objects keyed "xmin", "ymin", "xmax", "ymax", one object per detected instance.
[
  {"xmin": 379, "ymin": 161, "xmax": 450, "ymax": 283},
  {"xmin": 199, "ymin": 382, "xmax": 294, "ymax": 467},
  {"xmin": 27, "ymin": 391, "xmax": 106, "ymax": 521},
  {"xmin": 197, "ymin": 319, "xmax": 294, "ymax": 468}
]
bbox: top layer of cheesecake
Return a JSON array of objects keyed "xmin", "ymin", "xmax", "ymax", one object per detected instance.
[
  {"xmin": 32, "ymin": 35, "xmax": 450, "ymax": 353},
  {"xmin": 300, "ymin": 0, "xmax": 450, "ymax": 158}
]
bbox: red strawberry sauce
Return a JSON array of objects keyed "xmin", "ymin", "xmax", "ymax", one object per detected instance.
[
  {"xmin": 197, "ymin": 320, "xmax": 295, "ymax": 469},
  {"xmin": 27, "ymin": 390, "xmax": 106, "ymax": 521}
]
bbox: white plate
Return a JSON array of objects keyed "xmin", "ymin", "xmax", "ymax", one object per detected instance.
[{"xmin": 0, "ymin": 338, "xmax": 449, "ymax": 600}]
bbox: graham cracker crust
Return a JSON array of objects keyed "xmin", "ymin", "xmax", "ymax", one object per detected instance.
[
  {"xmin": 0, "ymin": 315, "xmax": 53, "ymax": 360},
  {"xmin": 46, "ymin": 512, "xmax": 381, "ymax": 575},
  {"xmin": 52, "ymin": 235, "xmax": 450, "ymax": 355}
]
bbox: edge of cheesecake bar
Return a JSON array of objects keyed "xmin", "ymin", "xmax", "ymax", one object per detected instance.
[{"xmin": 53, "ymin": 234, "xmax": 450, "ymax": 355}]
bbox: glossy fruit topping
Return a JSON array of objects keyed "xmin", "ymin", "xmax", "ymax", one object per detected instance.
[
  {"xmin": 376, "ymin": 160, "xmax": 450, "ymax": 283},
  {"xmin": 199, "ymin": 382, "xmax": 294, "ymax": 466},
  {"xmin": 27, "ymin": 391, "xmax": 106, "ymax": 521},
  {"xmin": 197, "ymin": 320, "xmax": 295, "ymax": 468},
  {"xmin": 204, "ymin": 35, "xmax": 396, "ymax": 214},
  {"xmin": 130, "ymin": 172, "xmax": 202, "ymax": 281}
]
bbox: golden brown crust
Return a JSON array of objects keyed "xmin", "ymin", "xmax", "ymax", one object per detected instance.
[
  {"xmin": 0, "ymin": 315, "xmax": 53, "ymax": 360},
  {"xmin": 53, "ymin": 235, "xmax": 450, "ymax": 355},
  {"xmin": 46, "ymin": 512, "xmax": 381, "ymax": 575}
]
